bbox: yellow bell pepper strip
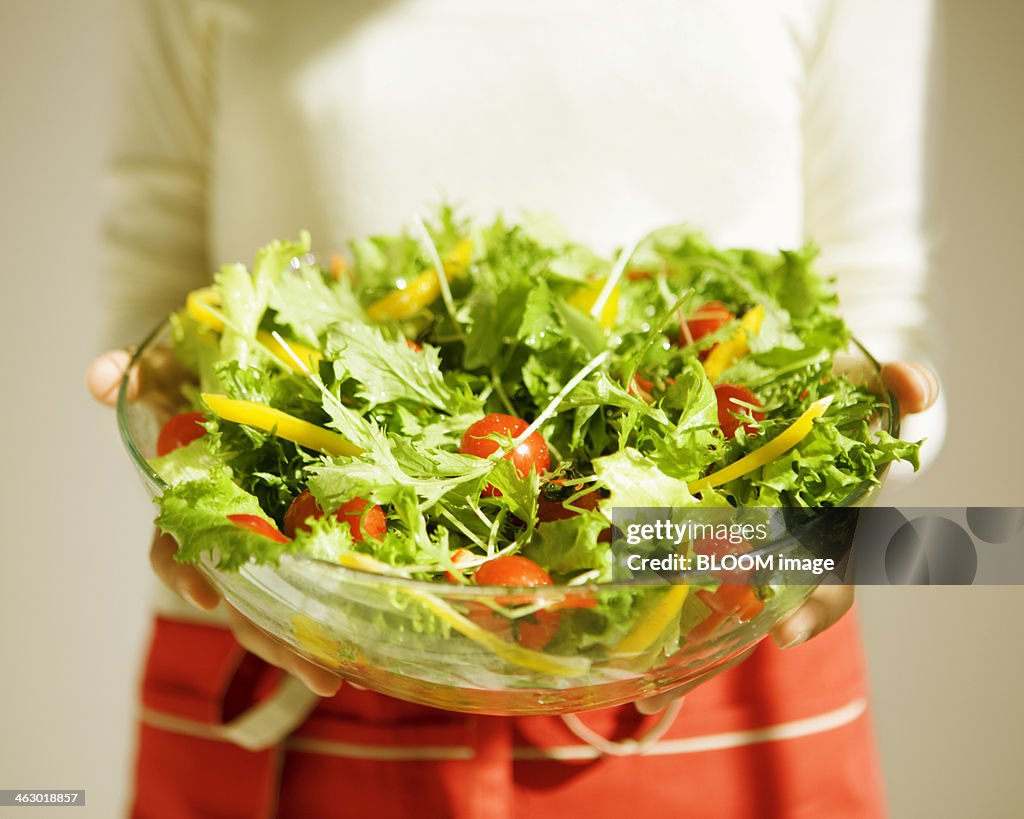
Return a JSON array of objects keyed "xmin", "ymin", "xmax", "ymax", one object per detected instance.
[
  {"xmin": 185, "ymin": 287, "xmax": 323, "ymax": 373},
  {"xmin": 702, "ymin": 304, "xmax": 765, "ymax": 381},
  {"xmin": 186, "ymin": 286, "xmax": 226, "ymax": 332},
  {"xmin": 568, "ymin": 279, "xmax": 620, "ymax": 331},
  {"xmin": 258, "ymin": 332, "xmax": 322, "ymax": 373},
  {"xmin": 404, "ymin": 590, "xmax": 590, "ymax": 677},
  {"xmin": 687, "ymin": 395, "xmax": 834, "ymax": 494},
  {"xmin": 365, "ymin": 238, "xmax": 472, "ymax": 322},
  {"xmin": 613, "ymin": 585, "xmax": 690, "ymax": 657},
  {"xmin": 201, "ymin": 393, "xmax": 363, "ymax": 457}
]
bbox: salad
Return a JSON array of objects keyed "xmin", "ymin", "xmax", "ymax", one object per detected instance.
[{"xmin": 143, "ymin": 209, "xmax": 920, "ymax": 685}]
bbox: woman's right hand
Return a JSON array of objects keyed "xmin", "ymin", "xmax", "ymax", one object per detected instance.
[{"xmin": 87, "ymin": 350, "xmax": 344, "ymax": 697}]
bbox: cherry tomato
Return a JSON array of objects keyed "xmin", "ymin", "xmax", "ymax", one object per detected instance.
[
  {"xmin": 283, "ymin": 489, "xmax": 387, "ymax": 542},
  {"xmin": 156, "ymin": 411, "xmax": 207, "ymax": 457},
  {"xmin": 686, "ymin": 611, "xmax": 728, "ymax": 644},
  {"xmin": 687, "ymin": 584, "xmax": 765, "ymax": 645},
  {"xmin": 554, "ymin": 593, "xmax": 599, "ymax": 610},
  {"xmin": 680, "ymin": 301, "xmax": 733, "ymax": 346},
  {"xmin": 693, "ymin": 533, "xmax": 755, "ymax": 585},
  {"xmin": 283, "ymin": 490, "xmax": 321, "ymax": 539},
  {"xmin": 514, "ymin": 609, "xmax": 562, "ymax": 650},
  {"xmin": 444, "ymin": 548, "xmax": 475, "ymax": 583},
  {"xmin": 226, "ymin": 514, "xmax": 290, "ymax": 544},
  {"xmin": 335, "ymin": 498, "xmax": 387, "ymax": 541},
  {"xmin": 462, "ymin": 603, "xmax": 561, "ymax": 651},
  {"xmin": 465, "ymin": 600, "xmax": 562, "ymax": 650},
  {"xmin": 472, "ymin": 556, "xmax": 576, "ymax": 650},
  {"xmin": 474, "ymin": 555, "xmax": 553, "ymax": 588},
  {"xmin": 714, "ymin": 383, "xmax": 765, "ymax": 439},
  {"xmin": 697, "ymin": 585, "xmax": 765, "ymax": 622},
  {"xmin": 799, "ymin": 376, "xmax": 831, "ymax": 402},
  {"xmin": 476, "ymin": 555, "xmax": 553, "ymax": 610},
  {"xmin": 627, "ymin": 374, "xmax": 655, "ymax": 404},
  {"xmin": 537, "ymin": 480, "xmax": 602, "ymax": 522},
  {"xmin": 459, "ymin": 414, "xmax": 551, "ymax": 496}
]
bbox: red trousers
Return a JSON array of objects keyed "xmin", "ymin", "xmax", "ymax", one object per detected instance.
[{"xmin": 130, "ymin": 609, "xmax": 886, "ymax": 818}]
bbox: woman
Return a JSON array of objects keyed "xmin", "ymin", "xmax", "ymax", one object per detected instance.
[{"xmin": 89, "ymin": 1, "xmax": 939, "ymax": 816}]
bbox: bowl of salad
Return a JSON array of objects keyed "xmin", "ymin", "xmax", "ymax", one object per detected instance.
[{"xmin": 117, "ymin": 211, "xmax": 920, "ymax": 715}]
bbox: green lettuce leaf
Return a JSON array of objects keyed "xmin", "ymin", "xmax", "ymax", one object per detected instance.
[{"xmin": 155, "ymin": 470, "xmax": 297, "ymax": 569}]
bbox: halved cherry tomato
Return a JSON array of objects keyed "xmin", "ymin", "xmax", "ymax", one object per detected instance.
[
  {"xmin": 226, "ymin": 514, "xmax": 290, "ymax": 544},
  {"xmin": 459, "ymin": 413, "xmax": 550, "ymax": 497},
  {"xmin": 283, "ymin": 489, "xmax": 387, "ymax": 542},
  {"xmin": 714, "ymin": 383, "xmax": 765, "ymax": 439},
  {"xmin": 156, "ymin": 411, "xmax": 207, "ymax": 456},
  {"xmin": 680, "ymin": 301, "xmax": 733, "ymax": 346}
]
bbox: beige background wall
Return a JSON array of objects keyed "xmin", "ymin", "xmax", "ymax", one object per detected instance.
[
  {"xmin": 1, "ymin": 1, "xmax": 1021, "ymax": 817},
  {"xmin": 858, "ymin": 2, "xmax": 1024, "ymax": 816}
]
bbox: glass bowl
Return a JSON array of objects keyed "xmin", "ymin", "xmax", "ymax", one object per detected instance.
[{"xmin": 118, "ymin": 321, "xmax": 898, "ymax": 715}]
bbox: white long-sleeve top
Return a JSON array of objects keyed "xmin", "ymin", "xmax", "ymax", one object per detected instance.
[{"xmin": 105, "ymin": 0, "xmax": 942, "ymax": 463}]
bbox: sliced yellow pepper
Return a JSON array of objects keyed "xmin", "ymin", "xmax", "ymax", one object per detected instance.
[
  {"xmin": 366, "ymin": 238, "xmax": 472, "ymax": 322},
  {"xmin": 257, "ymin": 332, "xmax": 322, "ymax": 373},
  {"xmin": 405, "ymin": 590, "xmax": 589, "ymax": 677},
  {"xmin": 201, "ymin": 393, "xmax": 363, "ymax": 457},
  {"xmin": 614, "ymin": 585, "xmax": 690, "ymax": 656},
  {"xmin": 687, "ymin": 395, "xmax": 833, "ymax": 494},
  {"xmin": 186, "ymin": 287, "xmax": 225, "ymax": 333},
  {"xmin": 568, "ymin": 279, "xmax": 620, "ymax": 331},
  {"xmin": 185, "ymin": 287, "xmax": 323, "ymax": 373},
  {"xmin": 703, "ymin": 304, "xmax": 765, "ymax": 381}
]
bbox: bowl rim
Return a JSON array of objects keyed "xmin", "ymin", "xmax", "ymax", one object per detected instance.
[{"xmin": 118, "ymin": 318, "xmax": 901, "ymax": 597}]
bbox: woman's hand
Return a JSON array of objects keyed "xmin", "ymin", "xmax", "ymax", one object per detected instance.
[
  {"xmin": 88, "ymin": 350, "xmax": 343, "ymax": 697},
  {"xmin": 638, "ymin": 361, "xmax": 940, "ymax": 714},
  {"xmin": 767, "ymin": 360, "xmax": 939, "ymax": 649}
]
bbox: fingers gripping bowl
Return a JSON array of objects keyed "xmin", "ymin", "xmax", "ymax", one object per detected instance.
[{"xmin": 117, "ymin": 215, "xmax": 918, "ymax": 715}]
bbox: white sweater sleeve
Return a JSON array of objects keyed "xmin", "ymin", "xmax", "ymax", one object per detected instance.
[
  {"xmin": 802, "ymin": 0, "xmax": 944, "ymax": 463},
  {"xmin": 803, "ymin": 0, "xmax": 934, "ymax": 364},
  {"xmin": 103, "ymin": 0, "xmax": 215, "ymax": 345}
]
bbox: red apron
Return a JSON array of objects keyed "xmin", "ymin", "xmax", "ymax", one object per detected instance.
[{"xmin": 130, "ymin": 609, "xmax": 886, "ymax": 818}]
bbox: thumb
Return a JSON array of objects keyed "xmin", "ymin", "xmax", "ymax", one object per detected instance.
[{"xmin": 86, "ymin": 349, "xmax": 139, "ymax": 408}]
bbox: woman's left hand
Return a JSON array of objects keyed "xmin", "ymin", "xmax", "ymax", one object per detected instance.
[
  {"xmin": 637, "ymin": 361, "xmax": 939, "ymax": 714},
  {"xmin": 768, "ymin": 360, "xmax": 938, "ymax": 648}
]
